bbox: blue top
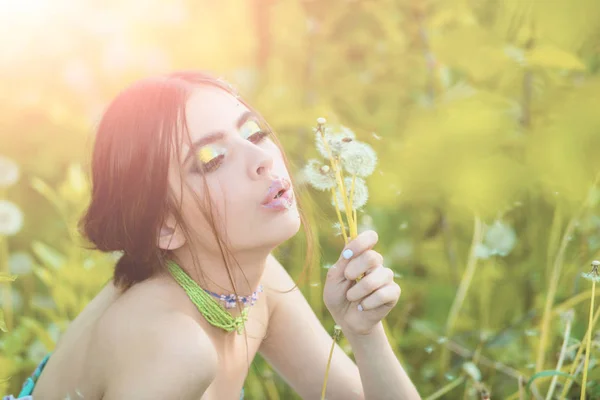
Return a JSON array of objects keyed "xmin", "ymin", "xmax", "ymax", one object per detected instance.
[{"xmin": 3, "ymin": 353, "xmax": 244, "ymax": 400}]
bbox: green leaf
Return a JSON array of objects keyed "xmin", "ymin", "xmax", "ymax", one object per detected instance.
[
  {"xmin": 526, "ymin": 370, "xmax": 580, "ymax": 391},
  {"xmin": 31, "ymin": 241, "xmax": 65, "ymax": 270},
  {"xmin": 527, "ymin": 45, "xmax": 586, "ymax": 70},
  {"xmin": 0, "ymin": 273, "xmax": 17, "ymax": 283}
]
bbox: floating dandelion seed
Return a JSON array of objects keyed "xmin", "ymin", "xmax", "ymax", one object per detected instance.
[
  {"xmin": 340, "ymin": 141, "xmax": 377, "ymax": 177},
  {"xmin": 0, "ymin": 200, "xmax": 24, "ymax": 236},
  {"xmin": 525, "ymin": 329, "xmax": 538, "ymax": 337},
  {"xmin": 332, "ymin": 222, "xmax": 346, "ymax": 237},
  {"xmin": 303, "ymin": 159, "xmax": 336, "ymax": 191},
  {"xmin": 424, "ymin": 345, "xmax": 434, "ymax": 354},
  {"xmin": 332, "ymin": 177, "xmax": 369, "ymax": 211},
  {"xmin": 317, "ymin": 117, "xmax": 327, "ymax": 125},
  {"xmin": 0, "ymin": 155, "xmax": 20, "ymax": 188}
]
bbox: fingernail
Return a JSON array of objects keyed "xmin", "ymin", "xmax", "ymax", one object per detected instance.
[
  {"xmin": 342, "ymin": 249, "xmax": 353, "ymax": 260},
  {"xmin": 357, "ymin": 304, "xmax": 364, "ymax": 312}
]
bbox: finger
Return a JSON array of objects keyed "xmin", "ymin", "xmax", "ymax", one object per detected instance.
[
  {"xmin": 344, "ymin": 249, "xmax": 384, "ymax": 281},
  {"xmin": 337, "ymin": 230, "xmax": 378, "ymax": 264},
  {"xmin": 358, "ymin": 282, "xmax": 401, "ymax": 311},
  {"xmin": 327, "ymin": 230, "xmax": 379, "ymax": 283},
  {"xmin": 346, "ymin": 266, "xmax": 393, "ymax": 302}
]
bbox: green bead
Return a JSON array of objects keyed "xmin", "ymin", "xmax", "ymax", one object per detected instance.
[{"xmin": 166, "ymin": 260, "xmax": 249, "ymax": 334}]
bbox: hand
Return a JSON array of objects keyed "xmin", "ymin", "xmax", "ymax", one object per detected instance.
[{"xmin": 323, "ymin": 230, "xmax": 401, "ymax": 336}]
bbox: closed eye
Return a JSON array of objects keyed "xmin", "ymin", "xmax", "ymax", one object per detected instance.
[
  {"xmin": 247, "ymin": 130, "xmax": 271, "ymax": 144},
  {"xmin": 191, "ymin": 154, "xmax": 225, "ymax": 174}
]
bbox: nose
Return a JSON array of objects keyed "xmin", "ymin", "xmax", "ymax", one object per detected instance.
[{"xmin": 250, "ymin": 148, "xmax": 274, "ymax": 180}]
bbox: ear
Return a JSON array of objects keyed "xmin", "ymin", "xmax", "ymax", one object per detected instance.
[{"xmin": 157, "ymin": 214, "xmax": 186, "ymax": 250}]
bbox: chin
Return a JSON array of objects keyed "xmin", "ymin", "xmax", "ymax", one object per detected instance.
[{"xmin": 263, "ymin": 206, "xmax": 302, "ymax": 247}]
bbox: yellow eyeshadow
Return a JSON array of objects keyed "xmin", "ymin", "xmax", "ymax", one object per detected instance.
[
  {"xmin": 196, "ymin": 146, "xmax": 225, "ymax": 163},
  {"xmin": 240, "ymin": 120, "xmax": 262, "ymax": 140}
]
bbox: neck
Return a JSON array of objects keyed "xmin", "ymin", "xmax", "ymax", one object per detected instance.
[{"xmin": 168, "ymin": 244, "xmax": 270, "ymax": 299}]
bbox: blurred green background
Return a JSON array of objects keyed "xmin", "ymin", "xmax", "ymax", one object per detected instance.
[{"xmin": 2, "ymin": 0, "xmax": 600, "ymax": 398}]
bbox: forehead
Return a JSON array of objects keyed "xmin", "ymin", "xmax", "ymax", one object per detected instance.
[{"xmin": 184, "ymin": 85, "xmax": 250, "ymax": 143}]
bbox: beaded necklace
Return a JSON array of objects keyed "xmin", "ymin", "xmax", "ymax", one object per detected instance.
[{"xmin": 166, "ymin": 260, "xmax": 261, "ymax": 334}]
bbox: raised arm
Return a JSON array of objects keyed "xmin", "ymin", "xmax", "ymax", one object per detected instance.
[
  {"xmin": 103, "ymin": 313, "xmax": 218, "ymax": 400},
  {"xmin": 259, "ymin": 254, "xmax": 364, "ymax": 399}
]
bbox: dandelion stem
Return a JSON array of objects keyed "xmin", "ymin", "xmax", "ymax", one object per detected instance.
[
  {"xmin": 580, "ymin": 280, "xmax": 595, "ymax": 400},
  {"xmin": 321, "ymin": 326, "xmax": 341, "ymax": 400},
  {"xmin": 321, "ymin": 338, "xmax": 336, "ymax": 400},
  {"xmin": 335, "ymin": 162, "xmax": 356, "ymax": 238},
  {"xmin": 316, "ymin": 127, "xmax": 356, "ymax": 239},
  {"xmin": 350, "ymin": 175, "xmax": 357, "ymax": 235},
  {"xmin": 331, "ymin": 188, "xmax": 348, "ymax": 244}
]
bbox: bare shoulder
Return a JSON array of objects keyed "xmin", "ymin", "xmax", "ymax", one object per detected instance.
[{"xmin": 98, "ymin": 280, "xmax": 218, "ymax": 399}]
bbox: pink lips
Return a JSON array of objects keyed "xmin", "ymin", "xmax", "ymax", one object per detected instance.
[{"xmin": 262, "ymin": 178, "xmax": 294, "ymax": 211}]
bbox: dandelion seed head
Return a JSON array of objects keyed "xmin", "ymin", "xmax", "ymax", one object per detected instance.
[
  {"xmin": 315, "ymin": 126, "xmax": 356, "ymax": 159},
  {"xmin": 340, "ymin": 141, "xmax": 378, "ymax": 177},
  {"xmin": 479, "ymin": 220, "xmax": 517, "ymax": 258},
  {"xmin": 302, "ymin": 159, "xmax": 336, "ymax": 191},
  {"xmin": 582, "ymin": 272, "xmax": 600, "ymax": 282},
  {"xmin": 0, "ymin": 155, "xmax": 20, "ymax": 188},
  {"xmin": 0, "ymin": 200, "xmax": 24, "ymax": 236},
  {"xmin": 332, "ymin": 177, "xmax": 369, "ymax": 211}
]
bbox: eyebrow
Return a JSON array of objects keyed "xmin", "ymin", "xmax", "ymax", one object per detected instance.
[{"xmin": 183, "ymin": 111, "xmax": 257, "ymax": 165}]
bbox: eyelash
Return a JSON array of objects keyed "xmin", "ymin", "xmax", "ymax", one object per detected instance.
[{"xmin": 191, "ymin": 130, "xmax": 271, "ymax": 174}]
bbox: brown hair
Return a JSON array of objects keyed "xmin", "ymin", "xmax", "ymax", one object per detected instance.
[{"xmin": 78, "ymin": 71, "xmax": 315, "ymax": 296}]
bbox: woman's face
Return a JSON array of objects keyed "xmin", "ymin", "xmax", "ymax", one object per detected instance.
[{"xmin": 169, "ymin": 85, "xmax": 301, "ymax": 254}]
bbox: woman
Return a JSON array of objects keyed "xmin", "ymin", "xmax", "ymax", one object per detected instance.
[{"xmin": 7, "ymin": 72, "xmax": 421, "ymax": 399}]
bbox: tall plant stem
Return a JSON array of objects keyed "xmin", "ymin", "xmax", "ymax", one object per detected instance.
[
  {"xmin": 536, "ymin": 216, "xmax": 577, "ymax": 372},
  {"xmin": 440, "ymin": 216, "xmax": 483, "ymax": 373},
  {"xmin": 559, "ymin": 301, "xmax": 600, "ymax": 399},
  {"xmin": 545, "ymin": 313, "xmax": 573, "ymax": 400}
]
